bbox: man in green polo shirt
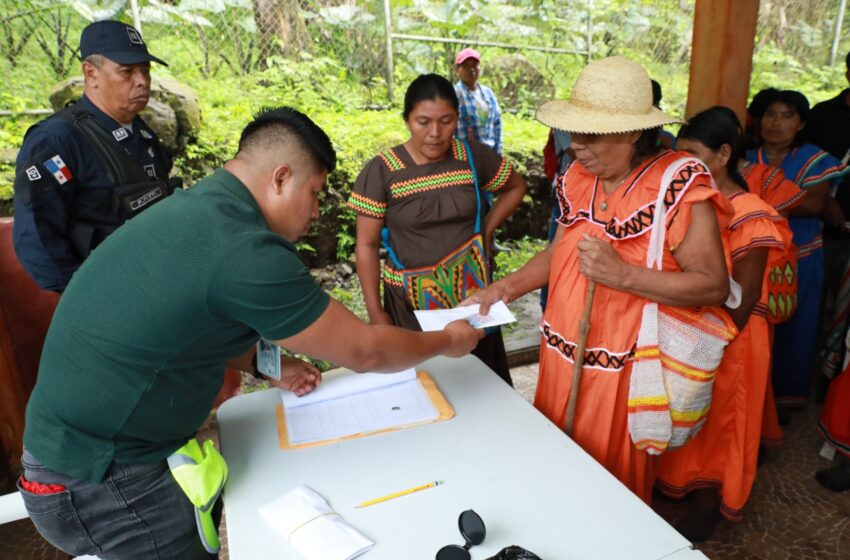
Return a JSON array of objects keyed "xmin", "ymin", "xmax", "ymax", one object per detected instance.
[{"xmin": 19, "ymin": 107, "xmax": 483, "ymax": 559}]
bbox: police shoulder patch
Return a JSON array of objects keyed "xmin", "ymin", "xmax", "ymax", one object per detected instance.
[
  {"xmin": 26, "ymin": 165, "xmax": 42, "ymax": 181},
  {"xmin": 42, "ymin": 155, "xmax": 72, "ymax": 185}
]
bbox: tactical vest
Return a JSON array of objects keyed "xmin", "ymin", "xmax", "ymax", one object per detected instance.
[{"xmin": 53, "ymin": 103, "xmax": 179, "ymax": 258}]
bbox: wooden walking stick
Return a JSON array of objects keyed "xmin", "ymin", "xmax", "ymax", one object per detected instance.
[{"xmin": 564, "ymin": 279, "xmax": 597, "ymax": 436}]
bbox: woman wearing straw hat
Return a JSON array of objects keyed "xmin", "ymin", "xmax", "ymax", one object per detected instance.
[{"xmin": 467, "ymin": 56, "xmax": 734, "ymax": 502}]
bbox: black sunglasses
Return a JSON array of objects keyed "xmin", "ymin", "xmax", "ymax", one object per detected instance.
[{"xmin": 436, "ymin": 509, "xmax": 486, "ymax": 560}]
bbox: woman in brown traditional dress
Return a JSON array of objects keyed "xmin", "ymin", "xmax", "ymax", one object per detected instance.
[{"xmin": 347, "ymin": 74, "xmax": 527, "ymax": 383}]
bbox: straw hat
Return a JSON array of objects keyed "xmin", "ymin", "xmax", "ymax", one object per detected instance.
[{"xmin": 536, "ymin": 56, "xmax": 683, "ymax": 134}]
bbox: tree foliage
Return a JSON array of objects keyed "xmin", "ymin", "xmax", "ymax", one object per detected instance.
[{"xmin": 1, "ymin": 0, "xmax": 849, "ymax": 256}]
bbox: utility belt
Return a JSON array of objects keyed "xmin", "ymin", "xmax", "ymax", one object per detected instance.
[{"xmin": 381, "ymin": 140, "xmax": 490, "ymax": 310}]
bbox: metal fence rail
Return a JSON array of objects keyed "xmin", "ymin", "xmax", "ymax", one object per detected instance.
[{"xmin": 1, "ymin": 0, "xmax": 848, "ymax": 114}]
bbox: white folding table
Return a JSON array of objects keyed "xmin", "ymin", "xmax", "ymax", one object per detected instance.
[{"xmin": 218, "ymin": 354, "xmax": 700, "ymax": 559}]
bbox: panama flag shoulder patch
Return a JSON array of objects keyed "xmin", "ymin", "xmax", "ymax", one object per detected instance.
[{"xmin": 43, "ymin": 155, "xmax": 73, "ymax": 185}]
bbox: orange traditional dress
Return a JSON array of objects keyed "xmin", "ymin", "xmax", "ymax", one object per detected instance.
[
  {"xmin": 537, "ymin": 151, "xmax": 732, "ymax": 503},
  {"xmin": 740, "ymin": 161, "xmax": 806, "ymax": 447},
  {"xmin": 740, "ymin": 161, "xmax": 807, "ymax": 215},
  {"xmin": 655, "ymin": 191, "xmax": 791, "ymax": 520}
]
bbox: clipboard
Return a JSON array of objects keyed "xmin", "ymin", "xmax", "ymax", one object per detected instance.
[{"xmin": 275, "ymin": 370, "xmax": 454, "ymax": 450}]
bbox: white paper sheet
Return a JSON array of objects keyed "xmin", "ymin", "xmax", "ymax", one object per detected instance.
[
  {"xmin": 281, "ymin": 369, "xmax": 438, "ymax": 445},
  {"xmin": 282, "ymin": 368, "xmax": 416, "ymax": 409},
  {"xmin": 413, "ymin": 301, "xmax": 517, "ymax": 332}
]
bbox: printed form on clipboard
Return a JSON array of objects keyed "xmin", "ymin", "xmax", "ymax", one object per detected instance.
[{"xmin": 278, "ymin": 368, "xmax": 454, "ymax": 448}]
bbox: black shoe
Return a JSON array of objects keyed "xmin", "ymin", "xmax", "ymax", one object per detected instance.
[
  {"xmin": 674, "ymin": 505, "xmax": 723, "ymax": 543},
  {"xmin": 815, "ymin": 461, "xmax": 850, "ymax": 492}
]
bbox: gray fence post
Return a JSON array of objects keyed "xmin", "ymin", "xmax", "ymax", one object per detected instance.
[
  {"xmin": 383, "ymin": 0, "xmax": 395, "ymax": 104},
  {"xmin": 830, "ymin": 0, "xmax": 847, "ymax": 66},
  {"xmin": 130, "ymin": 0, "xmax": 143, "ymax": 34}
]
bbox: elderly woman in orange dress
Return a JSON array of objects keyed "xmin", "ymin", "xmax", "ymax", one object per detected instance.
[
  {"xmin": 654, "ymin": 107, "xmax": 792, "ymax": 541},
  {"xmin": 468, "ymin": 56, "xmax": 734, "ymax": 502}
]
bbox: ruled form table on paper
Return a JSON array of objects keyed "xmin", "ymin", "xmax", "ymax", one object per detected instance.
[{"xmin": 283, "ymin": 375, "xmax": 438, "ymax": 445}]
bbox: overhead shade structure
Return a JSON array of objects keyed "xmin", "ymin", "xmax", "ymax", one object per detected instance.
[{"xmin": 686, "ymin": 0, "xmax": 760, "ymax": 126}]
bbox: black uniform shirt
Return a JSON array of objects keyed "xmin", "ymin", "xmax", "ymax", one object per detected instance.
[{"xmin": 12, "ymin": 95, "xmax": 172, "ymax": 291}]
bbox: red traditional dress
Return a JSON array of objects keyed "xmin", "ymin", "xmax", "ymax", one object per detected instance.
[
  {"xmin": 741, "ymin": 161, "xmax": 806, "ymax": 447},
  {"xmin": 655, "ymin": 191, "xmax": 791, "ymax": 520},
  {"xmin": 820, "ymin": 361, "xmax": 850, "ymax": 459},
  {"xmin": 537, "ymin": 151, "xmax": 732, "ymax": 503}
]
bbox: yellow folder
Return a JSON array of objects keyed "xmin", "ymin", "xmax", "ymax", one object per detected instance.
[{"xmin": 275, "ymin": 370, "xmax": 454, "ymax": 450}]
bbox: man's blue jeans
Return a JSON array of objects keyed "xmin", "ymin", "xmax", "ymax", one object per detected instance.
[{"xmin": 18, "ymin": 449, "xmax": 215, "ymax": 559}]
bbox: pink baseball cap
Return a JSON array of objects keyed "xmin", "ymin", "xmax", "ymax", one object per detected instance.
[{"xmin": 455, "ymin": 48, "xmax": 481, "ymax": 65}]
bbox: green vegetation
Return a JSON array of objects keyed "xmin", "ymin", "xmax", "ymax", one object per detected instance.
[{"xmin": 2, "ymin": 0, "xmax": 849, "ymax": 255}]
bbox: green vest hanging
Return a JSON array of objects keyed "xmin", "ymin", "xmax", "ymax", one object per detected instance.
[{"xmin": 167, "ymin": 438, "xmax": 228, "ymax": 554}]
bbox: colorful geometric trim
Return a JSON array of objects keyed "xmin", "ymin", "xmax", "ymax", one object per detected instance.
[
  {"xmin": 451, "ymin": 138, "xmax": 468, "ymax": 162},
  {"xmin": 775, "ymin": 189, "xmax": 807, "ymax": 211},
  {"xmin": 382, "ymin": 263, "xmax": 403, "ymax": 287},
  {"xmin": 727, "ymin": 211, "xmax": 775, "ymax": 231},
  {"xmin": 751, "ymin": 302, "xmax": 768, "ymax": 318},
  {"xmin": 797, "ymin": 236, "xmax": 823, "ymax": 259},
  {"xmin": 389, "ymin": 169, "xmax": 474, "ymax": 199},
  {"xmin": 403, "ymin": 234, "xmax": 489, "ymax": 310},
  {"xmin": 482, "ymin": 158, "xmax": 513, "ymax": 193},
  {"xmin": 730, "ymin": 236, "xmax": 784, "ymax": 262},
  {"xmin": 797, "ymin": 151, "xmax": 848, "ymax": 188},
  {"xmin": 817, "ymin": 419, "xmax": 850, "ymax": 460},
  {"xmin": 556, "ymin": 159, "xmax": 710, "ymax": 240},
  {"xmin": 541, "ymin": 321, "xmax": 634, "ymax": 372},
  {"xmin": 379, "ymin": 148, "xmax": 405, "ymax": 171},
  {"xmin": 740, "ymin": 161, "xmax": 807, "ymax": 211},
  {"xmin": 347, "ymin": 192, "xmax": 387, "ymax": 218}
]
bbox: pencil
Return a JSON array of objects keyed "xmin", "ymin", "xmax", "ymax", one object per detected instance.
[{"xmin": 355, "ymin": 480, "xmax": 444, "ymax": 508}]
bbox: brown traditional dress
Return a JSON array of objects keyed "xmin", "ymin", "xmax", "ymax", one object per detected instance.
[{"xmin": 348, "ymin": 138, "xmax": 514, "ymax": 383}]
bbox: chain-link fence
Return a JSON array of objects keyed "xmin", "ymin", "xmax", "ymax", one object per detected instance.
[{"xmin": 2, "ymin": 1, "xmax": 849, "ymax": 115}]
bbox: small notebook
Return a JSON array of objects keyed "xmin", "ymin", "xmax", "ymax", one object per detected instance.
[
  {"xmin": 276, "ymin": 369, "xmax": 454, "ymax": 449},
  {"xmin": 259, "ymin": 485, "xmax": 373, "ymax": 560}
]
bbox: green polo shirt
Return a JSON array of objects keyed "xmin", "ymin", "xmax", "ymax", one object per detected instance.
[{"xmin": 24, "ymin": 168, "xmax": 329, "ymax": 482}]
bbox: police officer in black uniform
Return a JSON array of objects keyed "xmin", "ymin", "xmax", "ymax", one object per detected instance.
[{"xmin": 13, "ymin": 20, "xmax": 178, "ymax": 292}]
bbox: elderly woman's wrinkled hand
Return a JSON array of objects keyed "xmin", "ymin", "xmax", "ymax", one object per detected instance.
[
  {"xmin": 459, "ymin": 280, "xmax": 512, "ymax": 315},
  {"xmin": 577, "ymin": 234, "xmax": 628, "ymax": 288}
]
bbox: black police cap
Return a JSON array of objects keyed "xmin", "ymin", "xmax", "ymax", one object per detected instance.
[{"xmin": 79, "ymin": 20, "xmax": 168, "ymax": 67}]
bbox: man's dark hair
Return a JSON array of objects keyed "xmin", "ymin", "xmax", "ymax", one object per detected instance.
[
  {"xmin": 238, "ymin": 106, "xmax": 336, "ymax": 172},
  {"xmin": 403, "ymin": 74, "xmax": 459, "ymax": 121}
]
